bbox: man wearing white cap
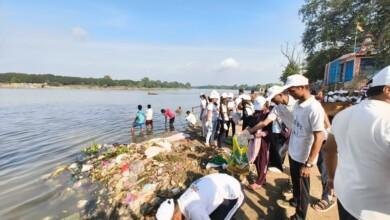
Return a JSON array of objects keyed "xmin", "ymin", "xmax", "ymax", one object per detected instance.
[
  {"xmin": 248, "ymin": 85, "xmax": 297, "ymax": 172},
  {"xmin": 324, "ymin": 65, "xmax": 390, "ymax": 220},
  {"xmin": 278, "ymin": 74, "xmax": 326, "ymax": 220},
  {"xmin": 156, "ymin": 173, "xmax": 244, "ymax": 220}
]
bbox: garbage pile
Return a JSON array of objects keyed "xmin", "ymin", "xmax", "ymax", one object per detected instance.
[{"xmin": 58, "ymin": 133, "xmax": 228, "ymax": 219}]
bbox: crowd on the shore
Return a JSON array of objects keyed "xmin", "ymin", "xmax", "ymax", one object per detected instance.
[
  {"xmin": 131, "ymin": 66, "xmax": 389, "ymax": 220},
  {"xmin": 189, "ymin": 66, "xmax": 388, "ymax": 220}
]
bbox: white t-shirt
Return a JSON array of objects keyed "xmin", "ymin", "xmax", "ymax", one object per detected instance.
[
  {"xmin": 332, "ymin": 100, "xmax": 390, "ymax": 220},
  {"xmin": 267, "ymin": 95, "xmax": 296, "ymax": 129},
  {"xmin": 227, "ymin": 101, "xmax": 236, "ymax": 118},
  {"xmin": 186, "ymin": 113, "xmax": 197, "ymax": 126},
  {"xmin": 145, "ymin": 108, "xmax": 153, "ymax": 121},
  {"xmin": 288, "ymin": 96, "xmax": 325, "ymax": 163},
  {"xmin": 201, "ymin": 99, "xmax": 207, "ymax": 109},
  {"xmin": 221, "ymin": 104, "xmax": 229, "ymax": 121},
  {"xmin": 178, "ymin": 173, "xmax": 244, "ymax": 220},
  {"xmin": 272, "ymin": 119, "xmax": 282, "ymax": 133},
  {"xmin": 244, "ymin": 103, "xmax": 254, "ymax": 117},
  {"xmin": 207, "ymin": 103, "xmax": 218, "ymax": 121}
]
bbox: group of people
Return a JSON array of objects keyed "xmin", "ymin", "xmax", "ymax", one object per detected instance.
[
  {"xmin": 322, "ymin": 89, "xmax": 367, "ymax": 104},
  {"xmin": 130, "ymin": 104, "xmax": 199, "ymax": 135},
  {"xmin": 130, "ymin": 104, "xmax": 178, "ymax": 134},
  {"xmin": 156, "ymin": 65, "xmax": 389, "ymax": 220}
]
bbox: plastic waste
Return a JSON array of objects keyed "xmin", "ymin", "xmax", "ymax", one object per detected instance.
[
  {"xmin": 115, "ymin": 154, "xmax": 129, "ymax": 164},
  {"xmin": 228, "ymin": 135, "xmax": 249, "ymax": 169},
  {"xmin": 81, "ymin": 164, "xmax": 93, "ymax": 172},
  {"xmin": 68, "ymin": 163, "xmax": 78, "ymax": 171},
  {"xmin": 156, "ymin": 140, "xmax": 172, "ymax": 151},
  {"xmin": 145, "ymin": 146, "xmax": 166, "ymax": 158},
  {"xmin": 131, "ymin": 160, "xmax": 144, "ymax": 176},
  {"xmin": 165, "ymin": 133, "xmax": 190, "ymax": 142}
]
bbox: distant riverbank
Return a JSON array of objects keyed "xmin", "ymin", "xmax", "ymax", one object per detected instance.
[{"xmin": 0, "ymin": 83, "xmax": 193, "ymax": 91}]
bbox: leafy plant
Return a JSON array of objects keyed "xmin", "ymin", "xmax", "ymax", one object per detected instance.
[{"xmin": 82, "ymin": 142, "xmax": 100, "ymax": 156}]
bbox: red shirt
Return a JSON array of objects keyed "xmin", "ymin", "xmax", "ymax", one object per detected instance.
[{"xmin": 164, "ymin": 108, "xmax": 175, "ymax": 119}]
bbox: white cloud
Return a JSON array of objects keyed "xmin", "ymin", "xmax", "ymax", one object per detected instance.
[
  {"xmin": 71, "ymin": 27, "xmax": 88, "ymax": 41},
  {"xmin": 219, "ymin": 58, "xmax": 240, "ymax": 71}
]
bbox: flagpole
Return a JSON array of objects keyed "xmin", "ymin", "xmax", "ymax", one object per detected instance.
[{"xmin": 353, "ymin": 27, "xmax": 357, "ymax": 53}]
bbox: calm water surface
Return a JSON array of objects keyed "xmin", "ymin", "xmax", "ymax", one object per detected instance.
[{"xmin": 0, "ymin": 88, "xmax": 206, "ymax": 219}]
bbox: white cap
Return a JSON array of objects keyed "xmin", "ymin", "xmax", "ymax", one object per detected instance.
[
  {"xmin": 371, "ymin": 65, "xmax": 390, "ymax": 87},
  {"xmin": 266, "ymin": 85, "xmax": 286, "ymax": 101},
  {"xmin": 240, "ymin": 94, "xmax": 251, "ymax": 101},
  {"xmin": 328, "ymin": 91, "xmax": 334, "ymax": 95},
  {"xmin": 156, "ymin": 199, "xmax": 175, "ymax": 220},
  {"xmin": 221, "ymin": 92, "xmax": 228, "ymax": 98},
  {"xmin": 228, "ymin": 92, "xmax": 234, "ymax": 98},
  {"xmin": 254, "ymin": 96, "xmax": 266, "ymax": 110},
  {"xmin": 284, "ymin": 74, "xmax": 309, "ymax": 89},
  {"xmin": 209, "ymin": 90, "xmax": 220, "ymax": 99}
]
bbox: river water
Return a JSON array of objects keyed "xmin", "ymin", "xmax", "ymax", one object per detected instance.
[{"xmin": 0, "ymin": 88, "xmax": 208, "ymax": 219}]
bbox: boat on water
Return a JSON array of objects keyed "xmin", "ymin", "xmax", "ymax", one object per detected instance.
[{"xmin": 147, "ymin": 92, "xmax": 158, "ymax": 95}]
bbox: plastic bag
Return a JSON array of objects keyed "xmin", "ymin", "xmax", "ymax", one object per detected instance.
[{"xmin": 228, "ymin": 135, "xmax": 249, "ymax": 169}]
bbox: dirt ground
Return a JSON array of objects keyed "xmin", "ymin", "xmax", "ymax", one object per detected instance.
[{"xmin": 234, "ymin": 161, "xmax": 339, "ymax": 220}]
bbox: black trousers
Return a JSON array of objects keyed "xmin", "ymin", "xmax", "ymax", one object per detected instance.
[
  {"xmin": 226, "ymin": 118, "xmax": 236, "ymax": 137},
  {"xmin": 289, "ymin": 156, "xmax": 310, "ymax": 220},
  {"xmin": 338, "ymin": 200, "xmax": 357, "ymax": 220},
  {"xmin": 218, "ymin": 120, "xmax": 229, "ymax": 148},
  {"xmin": 269, "ymin": 133, "xmax": 287, "ymax": 171},
  {"xmin": 169, "ymin": 117, "xmax": 175, "ymax": 129},
  {"xmin": 209, "ymin": 198, "xmax": 238, "ymax": 219}
]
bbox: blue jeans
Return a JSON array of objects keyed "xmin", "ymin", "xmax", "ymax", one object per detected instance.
[{"xmin": 205, "ymin": 120, "xmax": 217, "ymax": 144}]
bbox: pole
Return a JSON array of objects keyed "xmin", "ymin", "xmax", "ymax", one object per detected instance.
[{"xmin": 353, "ymin": 27, "xmax": 358, "ymax": 53}]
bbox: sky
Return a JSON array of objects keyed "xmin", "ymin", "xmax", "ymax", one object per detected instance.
[{"xmin": 0, "ymin": 0, "xmax": 305, "ymax": 86}]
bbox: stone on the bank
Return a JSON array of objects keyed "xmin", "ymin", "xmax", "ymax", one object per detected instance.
[{"xmin": 77, "ymin": 199, "xmax": 88, "ymax": 209}]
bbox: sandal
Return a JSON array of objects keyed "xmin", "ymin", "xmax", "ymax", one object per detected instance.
[
  {"xmin": 312, "ymin": 199, "xmax": 336, "ymax": 212},
  {"xmin": 249, "ymin": 183, "xmax": 262, "ymax": 190}
]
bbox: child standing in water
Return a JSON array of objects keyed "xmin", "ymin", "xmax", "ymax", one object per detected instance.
[
  {"xmin": 145, "ymin": 104, "xmax": 153, "ymax": 130},
  {"xmin": 131, "ymin": 105, "xmax": 146, "ymax": 135}
]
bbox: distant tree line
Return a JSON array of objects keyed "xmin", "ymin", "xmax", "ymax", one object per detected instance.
[{"xmin": 0, "ymin": 73, "xmax": 191, "ymax": 88}]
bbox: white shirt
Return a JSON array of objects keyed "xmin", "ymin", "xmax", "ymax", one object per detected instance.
[
  {"xmin": 288, "ymin": 96, "xmax": 325, "ymax": 163},
  {"xmin": 227, "ymin": 101, "xmax": 236, "ymax": 118},
  {"xmin": 244, "ymin": 103, "xmax": 254, "ymax": 117},
  {"xmin": 272, "ymin": 119, "xmax": 282, "ymax": 133},
  {"xmin": 200, "ymin": 99, "xmax": 207, "ymax": 109},
  {"xmin": 186, "ymin": 113, "xmax": 197, "ymax": 126},
  {"xmin": 207, "ymin": 103, "xmax": 218, "ymax": 121},
  {"xmin": 145, "ymin": 108, "xmax": 153, "ymax": 120},
  {"xmin": 267, "ymin": 95, "xmax": 296, "ymax": 129},
  {"xmin": 178, "ymin": 173, "xmax": 244, "ymax": 220},
  {"xmin": 221, "ymin": 104, "xmax": 229, "ymax": 121},
  {"xmin": 332, "ymin": 100, "xmax": 390, "ymax": 220}
]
